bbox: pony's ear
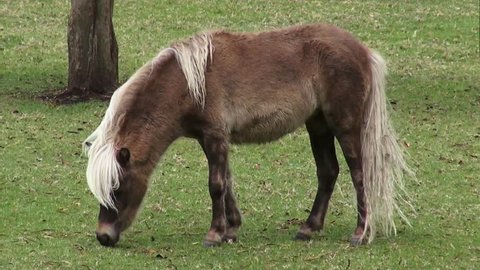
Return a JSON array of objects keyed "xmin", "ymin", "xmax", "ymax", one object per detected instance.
[{"xmin": 116, "ymin": 148, "xmax": 130, "ymax": 167}]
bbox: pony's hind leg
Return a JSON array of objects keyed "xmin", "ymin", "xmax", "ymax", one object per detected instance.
[
  {"xmin": 296, "ymin": 117, "xmax": 339, "ymax": 241},
  {"xmin": 335, "ymin": 127, "xmax": 368, "ymax": 246}
]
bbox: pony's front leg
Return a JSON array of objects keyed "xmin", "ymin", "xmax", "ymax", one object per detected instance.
[
  {"xmin": 201, "ymin": 136, "xmax": 229, "ymax": 247},
  {"xmin": 223, "ymin": 168, "xmax": 242, "ymax": 243}
]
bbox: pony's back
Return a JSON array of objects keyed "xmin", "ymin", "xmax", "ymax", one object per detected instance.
[{"xmin": 205, "ymin": 24, "xmax": 371, "ymax": 143}]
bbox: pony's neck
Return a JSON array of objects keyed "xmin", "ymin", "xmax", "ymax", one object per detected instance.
[{"xmin": 116, "ymin": 53, "xmax": 192, "ymax": 166}]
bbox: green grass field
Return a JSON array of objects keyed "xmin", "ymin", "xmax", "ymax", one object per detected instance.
[{"xmin": 1, "ymin": 0, "xmax": 479, "ymax": 269}]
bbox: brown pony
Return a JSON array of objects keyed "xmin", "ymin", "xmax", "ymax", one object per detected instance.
[{"xmin": 84, "ymin": 24, "xmax": 412, "ymax": 247}]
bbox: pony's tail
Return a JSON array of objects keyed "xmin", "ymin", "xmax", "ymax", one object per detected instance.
[{"xmin": 361, "ymin": 51, "xmax": 413, "ymax": 243}]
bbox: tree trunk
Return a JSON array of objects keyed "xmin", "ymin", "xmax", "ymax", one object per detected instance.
[{"xmin": 56, "ymin": 0, "xmax": 118, "ymax": 103}]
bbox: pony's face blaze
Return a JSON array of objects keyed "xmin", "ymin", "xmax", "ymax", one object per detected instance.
[{"xmin": 95, "ymin": 147, "xmax": 148, "ymax": 247}]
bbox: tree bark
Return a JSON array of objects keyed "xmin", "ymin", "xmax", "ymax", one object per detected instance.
[{"xmin": 55, "ymin": 0, "xmax": 118, "ymax": 103}]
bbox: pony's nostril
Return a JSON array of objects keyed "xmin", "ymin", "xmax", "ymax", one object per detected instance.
[{"xmin": 96, "ymin": 232, "xmax": 118, "ymax": 247}]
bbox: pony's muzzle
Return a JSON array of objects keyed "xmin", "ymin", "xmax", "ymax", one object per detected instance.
[{"xmin": 96, "ymin": 223, "xmax": 119, "ymax": 247}]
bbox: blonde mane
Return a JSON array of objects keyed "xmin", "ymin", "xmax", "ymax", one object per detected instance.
[
  {"xmin": 84, "ymin": 34, "xmax": 214, "ymax": 209},
  {"xmin": 171, "ymin": 32, "xmax": 214, "ymax": 109}
]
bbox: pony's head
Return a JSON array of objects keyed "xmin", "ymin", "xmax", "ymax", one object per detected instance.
[
  {"xmin": 83, "ymin": 77, "xmax": 152, "ymax": 246},
  {"xmin": 83, "ymin": 33, "xmax": 213, "ymax": 246}
]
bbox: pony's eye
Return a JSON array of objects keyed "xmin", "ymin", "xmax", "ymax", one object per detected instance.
[{"xmin": 117, "ymin": 148, "xmax": 130, "ymax": 167}]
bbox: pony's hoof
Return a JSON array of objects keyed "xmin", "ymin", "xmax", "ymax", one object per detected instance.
[
  {"xmin": 349, "ymin": 236, "xmax": 366, "ymax": 247},
  {"xmin": 203, "ymin": 240, "xmax": 222, "ymax": 248},
  {"xmin": 222, "ymin": 234, "xmax": 238, "ymax": 243},
  {"xmin": 203, "ymin": 231, "xmax": 222, "ymax": 247},
  {"xmin": 294, "ymin": 232, "xmax": 312, "ymax": 241}
]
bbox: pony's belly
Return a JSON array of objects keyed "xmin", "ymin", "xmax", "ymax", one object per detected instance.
[
  {"xmin": 224, "ymin": 86, "xmax": 318, "ymax": 144},
  {"xmin": 228, "ymin": 108, "xmax": 310, "ymax": 144},
  {"xmin": 230, "ymin": 126, "xmax": 297, "ymax": 144}
]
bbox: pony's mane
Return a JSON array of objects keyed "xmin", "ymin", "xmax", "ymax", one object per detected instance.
[
  {"xmin": 84, "ymin": 33, "xmax": 214, "ymax": 209},
  {"xmin": 171, "ymin": 32, "xmax": 214, "ymax": 108}
]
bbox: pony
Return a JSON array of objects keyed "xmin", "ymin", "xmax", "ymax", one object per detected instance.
[{"xmin": 83, "ymin": 24, "xmax": 412, "ymax": 247}]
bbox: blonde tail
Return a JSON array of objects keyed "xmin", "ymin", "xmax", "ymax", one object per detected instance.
[{"xmin": 361, "ymin": 51, "xmax": 413, "ymax": 243}]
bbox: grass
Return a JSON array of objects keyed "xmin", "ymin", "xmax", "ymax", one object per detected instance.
[{"xmin": 1, "ymin": 0, "xmax": 479, "ymax": 269}]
